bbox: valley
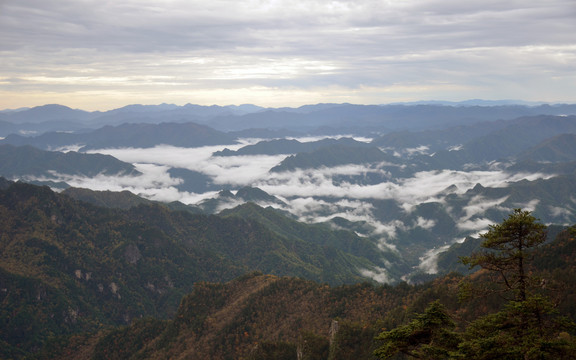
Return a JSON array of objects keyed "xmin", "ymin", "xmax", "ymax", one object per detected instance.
[
  {"xmin": 1, "ymin": 102, "xmax": 576, "ymax": 358},
  {"xmin": 2, "ymin": 103, "xmax": 576, "ymax": 283}
]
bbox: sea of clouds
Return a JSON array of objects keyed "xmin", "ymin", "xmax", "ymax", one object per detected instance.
[
  {"xmin": 63, "ymin": 141, "xmax": 547, "ymax": 237},
  {"xmin": 30, "ymin": 137, "xmax": 557, "ymax": 282}
]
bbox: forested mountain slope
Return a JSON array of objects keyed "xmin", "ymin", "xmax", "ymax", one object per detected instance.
[
  {"xmin": 0, "ymin": 180, "xmax": 387, "ymax": 358},
  {"xmin": 42, "ymin": 223, "xmax": 576, "ymax": 359}
]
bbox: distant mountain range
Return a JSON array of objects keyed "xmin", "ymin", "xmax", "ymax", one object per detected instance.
[
  {"xmin": 0, "ymin": 144, "xmax": 139, "ymax": 180},
  {"xmin": 207, "ymin": 103, "xmax": 576, "ymax": 133},
  {"xmin": 388, "ymin": 99, "xmax": 549, "ymax": 106},
  {"xmin": 417, "ymin": 115, "xmax": 576, "ymax": 169},
  {"xmin": 516, "ymin": 133, "xmax": 576, "ymax": 163},
  {"xmin": 2, "ymin": 102, "xmax": 576, "ymax": 137},
  {"xmin": 3, "ymin": 100, "xmax": 576, "ymax": 359},
  {"xmin": 1, "ymin": 111, "xmax": 576, "ymax": 281},
  {"xmin": 213, "ymin": 137, "xmax": 370, "ymax": 156},
  {"xmin": 270, "ymin": 144, "xmax": 395, "ymax": 172},
  {"xmin": 1, "ymin": 122, "xmax": 237, "ymax": 151}
]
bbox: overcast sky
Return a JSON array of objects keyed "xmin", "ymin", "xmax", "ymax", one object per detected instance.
[{"xmin": 1, "ymin": 0, "xmax": 575, "ymax": 110}]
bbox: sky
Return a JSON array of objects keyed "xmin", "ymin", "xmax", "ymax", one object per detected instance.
[{"xmin": 1, "ymin": 0, "xmax": 575, "ymax": 111}]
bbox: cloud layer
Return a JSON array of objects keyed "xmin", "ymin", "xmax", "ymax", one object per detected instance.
[
  {"xmin": 60, "ymin": 143, "xmax": 552, "ymax": 244},
  {"xmin": 20, "ymin": 139, "xmax": 564, "ymax": 282},
  {"xmin": 1, "ymin": 0, "xmax": 575, "ymax": 109}
]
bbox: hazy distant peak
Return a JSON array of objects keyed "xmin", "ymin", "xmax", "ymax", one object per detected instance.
[
  {"xmin": 3, "ymin": 104, "xmax": 95, "ymax": 124},
  {"xmin": 32, "ymin": 104, "xmax": 83, "ymax": 112},
  {"xmin": 386, "ymin": 99, "xmax": 548, "ymax": 107},
  {"xmin": 110, "ymin": 103, "xmax": 180, "ymax": 113},
  {"xmin": 0, "ymin": 107, "xmax": 30, "ymax": 113},
  {"xmin": 224, "ymin": 104, "xmax": 265, "ymax": 115}
]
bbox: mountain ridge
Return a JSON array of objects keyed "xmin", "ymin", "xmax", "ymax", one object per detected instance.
[
  {"xmin": 2, "ymin": 102, "xmax": 576, "ymax": 138},
  {"xmin": 0, "ymin": 179, "xmax": 394, "ymax": 357},
  {"xmin": 0, "ymin": 144, "xmax": 139, "ymax": 181},
  {"xmin": 1, "ymin": 122, "xmax": 238, "ymax": 151},
  {"xmin": 41, "ymin": 225, "xmax": 576, "ymax": 360}
]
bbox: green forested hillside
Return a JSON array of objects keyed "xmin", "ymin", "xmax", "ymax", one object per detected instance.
[
  {"xmin": 42, "ymin": 220, "xmax": 576, "ymax": 359},
  {"xmin": 219, "ymin": 202, "xmax": 407, "ymax": 277},
  {"xmin": 2, "ymin": 180, "xmax": 576, "ymax": 359},
  {"xmin": 31, "ymin": 220, "xmax": 576, "ymax": 360},
  {"xmin": 0, "ymin": 180, "xmax": 387, "ymax": 358},
  {"xmin": 61, "ymin": 187, "xmax": 155, "ymax": 209}
]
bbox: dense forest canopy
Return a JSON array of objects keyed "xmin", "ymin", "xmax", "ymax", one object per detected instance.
[{"xmin": 0, "ymin": 179, "xmax": 575, "ymax": 359}]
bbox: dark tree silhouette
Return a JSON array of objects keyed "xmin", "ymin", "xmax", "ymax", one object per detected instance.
[
  {"xmin": 461, "ymin": 208, "xmax": 547, "ymax": 301},
  {"xmin": 374, "ymin": 300, "xmax": 460, "ymax": 359}
]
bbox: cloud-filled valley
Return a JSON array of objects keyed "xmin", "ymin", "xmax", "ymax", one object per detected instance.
[
  {"xmin": 74, "ymin": 142, "xmax": 557, "ymax": 222},
  {"xmin": 26, "ymin": 139, "xmax": 563, "ymax": 281},
  {"xmin": 3, "ymin": 103, "xmax": 576, "ymax": 283},
  {"xmin": 2, "ymin": 1, "xmax": 576, "ymax": 356}
]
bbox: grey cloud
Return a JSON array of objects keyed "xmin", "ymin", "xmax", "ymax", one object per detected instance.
[
  {"xmin": 359, "ymin": 266, "xmax": 392, "ymax": 284},
  {"xmin": 457, "ymin": 217, "xmax": 494, "ymax": 232},
  {"xmin": 513, "ymin": 199, "xmax": 540, "ymax": 213},
  {"xmin": 20, "ymin": 140, "xmax": 568, "ymax": 280},
  {"xmin": 24, "ymin": 163, "xmax": 188, "ymax": 203},
  {"xmin": 548, "ymin": 206, "xmax": 574, "ymax": 223},
  {"xmin": 459, "ymin": 195, "xmax": 510, "ymax": 222},
  {"xmin": 4, "ymin": 1, "xmax": 573, "ymax": 55},
  {"xmin": 2, "ymin": 0, "xmax": 575, "ymax": 108},
  {"xmin": 97, "ymin": 145, "xmax": 548, "ymax": 207},
  {"xmin": 418, "ymin": 245, "xmax": 450, "ymax": 275}
]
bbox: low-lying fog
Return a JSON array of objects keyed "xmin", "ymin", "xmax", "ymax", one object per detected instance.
[{"xmin": 32, "ymin": 136, "xmax": 559, "ymax": 282}]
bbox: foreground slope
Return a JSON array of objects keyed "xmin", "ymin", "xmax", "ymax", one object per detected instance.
[
  {"xmin": 47, "ymin": 225, "xmax": 576, "ymax": 359},
  {"xmin": 0, "ymin": 180, "xmax": 385, "ymax": 358}
]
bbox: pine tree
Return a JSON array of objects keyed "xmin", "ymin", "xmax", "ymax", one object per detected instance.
[
  {"xmin": 456, "ymin": 294, "xmax": 575, "ymax": 359},
  {"xmin": 458, "ymin": 209, "xmax": 575, "ymax": 359},
  {"xmin": 373, "ymin": 300, "xmax": 460, "ymax": 359},
  {"xmin": 461, "ymin": 208, "xmax": 547, "ymax": 302}
]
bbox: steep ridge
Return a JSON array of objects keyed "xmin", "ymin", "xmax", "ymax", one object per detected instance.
[
  {"xmin": 0, "ymin": 180, "xmax": 388, "ymax": 358},
  {"xmin": 427, "ymin": 115, "xmax": 576, "ymax": 169},
  {"xmin": 516, "ymin": 133, "xmax": 576, "ymax": 163},
  {"xmin": 270, "ymin": 144, "xmax": 395, "ymax": 172},
  {"xmin": 61, "ymin": 187, "xmax": 155, "ymax": 209},
  {"xmin": 213, "ymin": 137, "xmax": 369, "ymax": 156},
  {"xmin": 45, "ymin": 225, "xmax": 576, "ymax": 360},
  {"xmin": 219, "ymin": 202, "xmax": 405, "ymax": 275},
  {"xmin": 62, "ymin": 186, "xmax": 203, "ymax": 213}
]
